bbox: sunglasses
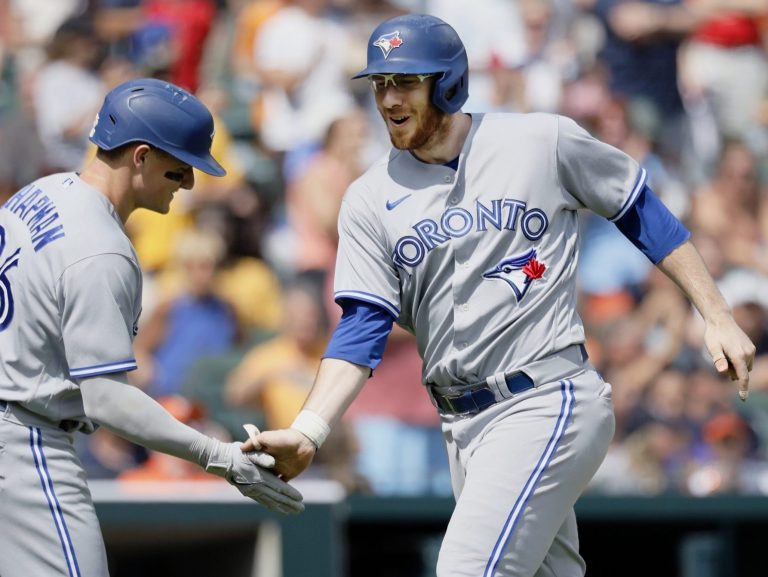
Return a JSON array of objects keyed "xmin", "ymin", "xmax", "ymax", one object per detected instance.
[{"xmin": 369, "ymin": 73, "xmax": 435, "ymax": 92}]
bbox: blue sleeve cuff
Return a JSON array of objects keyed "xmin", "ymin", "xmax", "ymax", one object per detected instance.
[
  {"xmin": 614, "ymin": 184, "xmax": 690, "ymax": 264},
  {"xmin": 324, "ymin": 299, "xmax": 394, "ymax": 369}
]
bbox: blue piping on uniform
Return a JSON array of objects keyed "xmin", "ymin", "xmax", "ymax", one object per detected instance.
[
  {"xmin": 335, "ymin": 290, "xmax": 400, "ymax": 319},
  {"xmin": 30, "ymin": 427, "xmax": 82, "ymax": 577},
  {"xmin": 483, "ymin": 380, "xmax": 575, "ymax": 577},
  {"xmin": 69, "ymin": 359, "xmax": 137, "ymax": 378},
  {"xmin": 609, "ymin": 168, "xmax": 647, "ymax": 222}
]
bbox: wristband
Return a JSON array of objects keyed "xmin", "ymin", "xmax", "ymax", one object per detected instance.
[{"xmin": 290, "ymin": 409, "xmax": 331, "ymax": 449}]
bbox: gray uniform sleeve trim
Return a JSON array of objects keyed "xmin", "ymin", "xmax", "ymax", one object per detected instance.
[
  {"xmin": 334, "ymin": 290, "xmax": 400, "ymax": 319},
  {"xmin": 608, "ymin": 168, "xmax": 647, "ymax": 222},
  {"xmin": 70, "ymin": 359, "xmax": 137, "ymax": 378}
]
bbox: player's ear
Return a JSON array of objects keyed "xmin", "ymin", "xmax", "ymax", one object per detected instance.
[{"xmin": 133, "ymin": 144, "xmax": 152, "ymax": 169}]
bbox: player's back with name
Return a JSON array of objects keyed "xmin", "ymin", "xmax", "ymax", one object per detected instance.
[
  {"xmin": 1, "ymin": 172, "xmax": 137, "ymax": 270},
  {"xmin": 0, "ymin": 172, "xmax": 140, "ymax": 417}
]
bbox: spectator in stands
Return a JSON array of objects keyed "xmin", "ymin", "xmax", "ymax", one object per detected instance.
[
  {"xmin": 483, "ymin": 0, "xmax": 577, "ymax": 114},
  {"xmin": 589, "ymin": 417, "xmax": 692, "ymax": 495},
  {"xmin": 425, "ymin": 0, "xmax": 526, "ymax": 112},
  {"xmin": 250, "ymin": 0, "xmax": 355, "ymax": 154},
  {"xmin": 5, "ymin": 0, "xmax": 86, "ymax": 75},
  {"xmin": 685, "ymin": 411, "xmax": 768, "ymax": 495},
  {"xmin": 95, "ymin": 0, "xmax": 219, "ymax": 92},
  {"xmin": 229, "ymin": 0, "xmax": 284, "ymax": 94},
  {"xmin": 131, "ymin": 228, "xmax": 240, "ymax": 398},
  {"xmin": 688, "ymin": 139, "xmax": 767, "ymax": 275},
  {"xmin": 32, "ymin": 17, "xmax": 106, "ymax": 172},
  {"xmin": 224, "ymin": 279, "xmax": 328, "ymax": 430},
  {"xmin": 0, "ymin": 74, "xmax": 46, "ymax": 203},
  {"xmin": 680, "ymin": 0, "xmax": 768, "ymax": 156},
  {"xmin": 591, "ymin": 0, "xmax": 697, "ymax": 177},
  {"xmin": 285, "ymin": 109, "xmax": 370, "ymax": 288},
  {"xmin": 140, "ymin": 0, "xmax": 219, "ymax": 92},
  {"xmin": 716, "ymin": 269, "xmax": 768, "ymax": 390}
]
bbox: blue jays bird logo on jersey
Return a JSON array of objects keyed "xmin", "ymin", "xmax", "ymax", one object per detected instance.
[
  {"xmin": 483, "ymin": 249, "xmax": 546, "ymax": 302},
  {"xmin": 373, "ymin": 31, "xmax": 404, "ymax": 59},
  {"xmin": 0, "ymin": 225, "xmax": 21, "ymax": 331}
]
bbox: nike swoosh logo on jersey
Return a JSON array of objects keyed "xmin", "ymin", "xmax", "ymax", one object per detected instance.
[{"xmin": 386, "ymin": 194, "xmax": 412, "ymax": 211}]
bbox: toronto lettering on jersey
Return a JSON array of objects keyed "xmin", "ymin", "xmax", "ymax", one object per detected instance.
[
  {"xmin": 392, "ymin": 198, "xmax": 549, "ymax": 268},
  {"xmin": 2, "ymin": 185, "xmax": 66, "ymax": 252}
]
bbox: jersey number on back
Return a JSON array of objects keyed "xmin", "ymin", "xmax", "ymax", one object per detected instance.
[{"xmin": 0, "ymin": 226, "xmax": 20, "ymax": 331}]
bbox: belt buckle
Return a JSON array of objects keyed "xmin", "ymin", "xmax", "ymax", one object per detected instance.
[
  {"xmin": 430, "ymin": 386, "xmax": 495, "ymax": 416},
  {"xmin": 443, "ymin": 391, "xmax": 475, "ymax": 416},
  {"xmin": 428, "ymin": 387, "xmax": 472, "ymax": 416}
]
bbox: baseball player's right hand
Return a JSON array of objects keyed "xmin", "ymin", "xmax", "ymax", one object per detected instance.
[
  {"xmin": 244, "ymin": 428, "xmax": 317, "ymax": 481},
  {"xmin": 204, "ymin": 440, "xmax": 305, "ymax": 514}
]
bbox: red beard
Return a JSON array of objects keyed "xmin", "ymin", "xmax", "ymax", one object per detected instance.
[{"xmin": 389, "ymin": 104, "xmax": 449, "ymax": 152}]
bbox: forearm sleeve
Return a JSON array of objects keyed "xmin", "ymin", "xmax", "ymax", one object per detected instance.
[{"xmin": 79, "ymin": 373, "xmax": 213, "ymax": 466}]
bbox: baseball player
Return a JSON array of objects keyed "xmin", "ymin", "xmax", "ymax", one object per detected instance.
[
  {"xmin": 0, "ymin": 78, "xmax": 303, "ymax": 577},
  {"xmin": 248, "ymin": 13, "xmax": 756, "ymax": 577}
]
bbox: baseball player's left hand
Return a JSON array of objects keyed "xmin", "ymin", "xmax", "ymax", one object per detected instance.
[
  {"xmin": 242, "ymin": 428, "xmax": 316, "ymax": 481},
  {"xmin": 704, "ymin": 316, "xmax": 756, "ymax": 401},
  {"xmin": 203, "ymin": 439, "xmax": 305, "ymax": 514}
]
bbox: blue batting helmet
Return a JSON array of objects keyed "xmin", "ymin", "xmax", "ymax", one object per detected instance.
[
  {"xmin": 89, "ymin": 78, "xmax": 225, "ymax": 176},
  {"xmin": 353, "ymin": 14, "xmax": 469, "ymax": 114}
]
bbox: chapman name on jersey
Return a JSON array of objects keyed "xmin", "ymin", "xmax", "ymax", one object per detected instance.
[{"xmin": 4, "ymin": 182, "xmax": 66, "ymax": 252}]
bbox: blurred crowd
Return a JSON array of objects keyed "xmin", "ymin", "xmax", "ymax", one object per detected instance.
[{"xmin": 1, "ymin": 0, "xmax": 767, "ymax": 498}]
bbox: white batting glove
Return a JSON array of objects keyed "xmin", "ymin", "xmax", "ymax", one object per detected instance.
[{"xmin": 203, "ymin": 439, "xmax": 305, "ymax": 514}]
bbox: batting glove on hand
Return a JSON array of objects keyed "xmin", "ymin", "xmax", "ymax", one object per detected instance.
[{"xmin": 204, "ymin": 439, "xmax": 305, "ymax": 514}]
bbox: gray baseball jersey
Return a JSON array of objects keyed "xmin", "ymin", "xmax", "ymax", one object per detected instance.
[
  {"xmin": 335, "ymin": 113, "xmax": 645, "ymax": 387},
  {"xmin": 0, "ymin": 172, "xmax": 141, "ymax": 577},
  {"xmin": 335, "ymin": 112, "xmax": 638, "ymax": 576},
  {"xmin": 0, "ymin": 172, "xmax": 142, "ymax": 428}
]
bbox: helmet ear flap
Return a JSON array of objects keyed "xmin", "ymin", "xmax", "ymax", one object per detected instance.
[{"xmin": 432, "ymin": 65, "xmax": 469, "ymax": 114}]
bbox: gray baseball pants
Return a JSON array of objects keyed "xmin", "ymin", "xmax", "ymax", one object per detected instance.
[
  {"xmin": 438, "ymin": 368, "xmax": 615, "ymax": 577},
  {"xmin": 0, "ymin": 401, "xmax": 109, "ymax": 577}
]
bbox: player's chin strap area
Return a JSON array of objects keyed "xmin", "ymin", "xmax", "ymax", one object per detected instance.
[{"xmin": 426, "ymin": 344, "xmax": 589, "ymax": 417}]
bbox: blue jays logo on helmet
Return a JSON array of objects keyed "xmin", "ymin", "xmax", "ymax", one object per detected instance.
[
  {"xmin": 373, "ymin": 31, "xmax": 404, "ymax": 59},
  {"xmin": 483, "ymin": 249, "xmax": 547, "ymax": 302},
  {"xmin": 0, "ymin": 225, "xmax": 21, "ymax": 331}
]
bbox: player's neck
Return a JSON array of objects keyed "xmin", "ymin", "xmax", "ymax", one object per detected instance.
[
  {"xmin": 410, "ymin": 112, "xmax": 472, "ymax": 165},
  {"xmin": 79, "ymin": 160, "xmax": 135, "ymax": 223}
]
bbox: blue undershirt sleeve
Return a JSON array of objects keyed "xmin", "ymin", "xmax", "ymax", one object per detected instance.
[
  {"xmin": 614, "ymin": 184, "xmax": 690, "ymax": 264},
  {"xmin": 324, "ymin": 299, "xmax": 395, "ymax": 369}
]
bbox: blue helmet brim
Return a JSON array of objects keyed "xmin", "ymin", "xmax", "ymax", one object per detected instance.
[{"xmin": 167, "ymin": 147, "xmax": 227, "ymax": 177}]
